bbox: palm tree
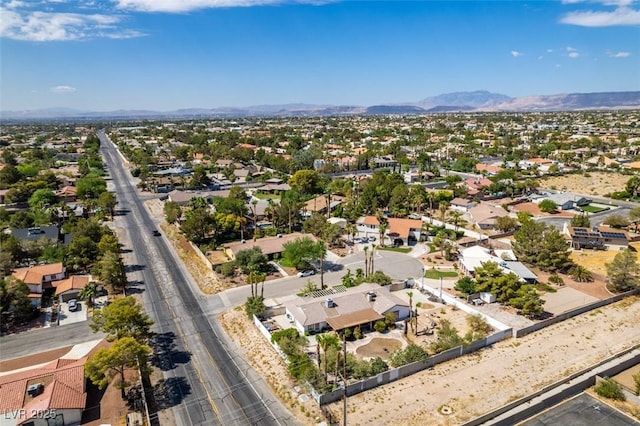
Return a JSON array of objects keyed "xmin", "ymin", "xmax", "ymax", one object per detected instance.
[
  {"xmin": 316, "ymin": 333, "xmax": 340, "ymax": 381},
  {"xmin": 406, "ymin": 291, "xmax": 414, "ymax": 335},
  {"xmin": 78, "ymin": 281, "xmax": 100, "ymax": 308},
  {"xmin": 363, "ymin": 246, "xmax": 369, "ymax": 277},
  {"xmin": 569, "ymin": 265, "xmax": 593, "ymax": 282},
  {"xmin": 438, "ymin": 201, "xmax": 449, "ymax": 224},
  {"xmin": 251, "ymin": 199, "xmax": 258, "ymax": 240},
  {"xmin": 378, "ymin": 222, "xmax": 387, "ymax": 247},
  {"xmin": 369, "ymin": 244, "xmax": 376, "ymax": 276},
  {"xmin": 448, "ymin": 210, "xmax": 465, "ymax": 232}
]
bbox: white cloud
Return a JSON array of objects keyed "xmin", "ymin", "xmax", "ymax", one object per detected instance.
[
  {"xmin": 567, "ymin": 46, "xmax": 580, "ymax": 58},
  {"xmin": 608, "ymin": 51, "xmax": 631, "ymax": 57},
  {"xmin": 50, "ymin": 85, "xmax": 77, "ymax": 93},
  {"xmin": 538, "ymin": 55, "xmax": 544, "ymax": 60},
  {"xmin": 561, "ymin": 5, "xmax": 640, "ymax": 26},
  {"xmin": 113, "ymin": 0, "xmax": 333, "ymax": 12},
  {"xmin": 510, "ymin": 50, "xmax": 523, "ymax": 57},
  {"xmin": 0, "ymin": 6, "xmax": 145, "ymax": 41}
]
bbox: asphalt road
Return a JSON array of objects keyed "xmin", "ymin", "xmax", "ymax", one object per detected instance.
[
  {"xmin": 207, "ymin": 248, "xmax": 425, "ymax": 313},
  {"xmin": 99, "ymin": 131, "xmax": 294, "ymax": 426},
  {"xmin": 0, "ymin": 321, "xmax": 105, "ymax": 360}
]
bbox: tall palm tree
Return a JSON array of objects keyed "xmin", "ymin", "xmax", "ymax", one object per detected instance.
[
  {"xmin": 363, "ymin": 246, "xmax": 369, "ymax": 277},
  {"xmin": 369, "ymin": 244, "xmax": 376, "ymax": 276},
  {"xmin": 438, "ymin": 201, "xmax": 449, "ymax": 224},
  {"xmin": 378, "ymin": 223, "xmax": 387, "ymax": 247},
  {"xmin": 316, "ymin": 333, "xmax": 340, "ymax": 381},
  {"xmin": 448, "ymin": 210, "xmax": 465, "ymax": 232},
  {"xmin": 406, "ymin": 290, "xmax": 414, "ymax": 335}
]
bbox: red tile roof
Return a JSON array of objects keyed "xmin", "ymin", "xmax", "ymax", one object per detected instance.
[{"xmin": 0, "ymin": 357, "xmax": 87, "ymax": 416}]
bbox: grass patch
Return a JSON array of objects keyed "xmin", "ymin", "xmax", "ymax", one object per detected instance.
[
  {"xmin": 278, "ymin": 258, "xmax": 295, "ymax": 268},
  {"xmin": 427, "ymin": 243, "xmax": 437, "ymax": 253},
  {"xmin": 252, "ymin": 192, "xmax": 280, "ymax": 201},
  {"xmin": 378, "ymin": 246, "xmax": 412, "ymax": 253},
  {"xmin": 424, "ymin": 269, "xmax": 458, "ymax": 279},
  {"xmin": 581, "ymin": 205, "xmax": 610, "ymax": 213}
]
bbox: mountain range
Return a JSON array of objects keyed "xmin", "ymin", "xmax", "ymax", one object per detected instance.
[{"xmin": 2, "ymin": 90, "xmax": 639, "ymax": 120}]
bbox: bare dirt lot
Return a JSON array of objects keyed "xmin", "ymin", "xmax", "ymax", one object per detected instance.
[
  {"xmin": 324, "ymin": 296, "xmax": 640, "ymax": 425},
  {"xmin": 540, "ymin": 171, "xmax": 629, "ymax": 196}
]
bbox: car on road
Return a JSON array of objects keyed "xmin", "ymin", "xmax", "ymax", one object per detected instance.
[
  {"xmin": 297, "ymin": 270, "xmax": 316, "ymax": 277},
  {"xmin": 152, "ymin": 229, "xmax": 161, "ymax": 236},
  {"xmin": 68, "ymin": 299, "xmax": 79, "ymax": 311}
]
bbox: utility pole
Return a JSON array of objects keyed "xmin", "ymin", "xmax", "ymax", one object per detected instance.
[
  {"xmin": 439, "ymin": 277, "xmax": 443, "ymax": 303},
  {"xmin": 342, "ymin": 334, "xmax": 347, "ymax": 426}
]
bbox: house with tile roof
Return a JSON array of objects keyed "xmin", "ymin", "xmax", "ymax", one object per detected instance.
[
  {"xmin": 0, "ymin": 357, "xmax": 87, "ymax": 426},
  {"xmin": 54, "ymin": 275, "xmax": 91, "ymax": 303},
  {"xmin": 12, "ymin": 263, "xmax": 66, "ymax": 308},
  {"xmin": 356, "ymin": 216, "xmax": 423, "ymax": 245},
  {"xmin": 284, "ymin": 283, "xmax": 410, "ymax": 334}
]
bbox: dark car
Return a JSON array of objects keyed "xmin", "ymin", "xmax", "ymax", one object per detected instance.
[{"xmin": 152, "ymin": 229, "xmax": 161, "ymax": 236}]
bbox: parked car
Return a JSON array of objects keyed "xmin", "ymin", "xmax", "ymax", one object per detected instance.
[
  {"xmin": 68, "ymin": 299, "xmax": 79, "ymax": 311},
  {"xmin": 297, "ymin": 270, "xmax": 316, "ymax": 277},
  {"xmin": 368, "ymin": 236, "xmax": 377, "ymax": 242}
]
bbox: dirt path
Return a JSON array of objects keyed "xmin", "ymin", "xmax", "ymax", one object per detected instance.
[
  {"xmin": 540, "ymin": 171, "xmax": 628, "ymax": 196},
  {"xmin": 325, "ymin": 297, "xmax": 640, "ymax": 425}
]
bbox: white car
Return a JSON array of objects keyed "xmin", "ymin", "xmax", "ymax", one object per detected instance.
[
  {"xmin": 68, "ymin": 299, "xmax": 79, "ymax": 311},
  {"xmin": 297, "ymin": 270, "xmax": 316, "ymax": 277}
]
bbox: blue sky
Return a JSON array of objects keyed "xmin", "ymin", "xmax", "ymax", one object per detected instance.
[{"xmin": 1, "ymin": 0, "xmax": 639, "ymax": 111}]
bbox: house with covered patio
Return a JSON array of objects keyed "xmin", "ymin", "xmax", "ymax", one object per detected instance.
[{"xmin": 283, "ymin": 283, "xmax": 410, "ymax": 334}]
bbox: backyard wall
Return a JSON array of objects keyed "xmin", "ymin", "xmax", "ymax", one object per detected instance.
[{"xmin": 315, "ymin": 327, "xmax": 513, "ymax": 405}]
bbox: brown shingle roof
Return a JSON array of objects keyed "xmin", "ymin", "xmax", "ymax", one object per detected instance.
[{"xmin": 326, "ymin": 308, "xmax": 383, "ymax": 331}]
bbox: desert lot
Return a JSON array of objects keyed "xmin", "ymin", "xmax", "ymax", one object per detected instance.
[{"xmin": 540, "ymin": 171, "xmax": 628, "ymax": 196}]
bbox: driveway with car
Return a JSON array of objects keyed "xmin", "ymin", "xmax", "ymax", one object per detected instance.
[{"xmin": 58, "ymin": 300, "xmax": 87, "ymax": 326}]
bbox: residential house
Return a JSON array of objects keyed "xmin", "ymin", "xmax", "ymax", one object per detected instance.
[
  {"xmin": 302, "ymin": 195, "xmax": 345, "ymax": 218},
  {"xmin": 356, "ymin": 216, "xmax": 423, "ymax": 245},
  {"xmin": 167, "ymin": 189, "xmax": 230, "ymax": 206},
  {"xmin": 370, "ymin": 156, "xmax": 398, "ymax": 169},
  {"xmin": 458, "ymin": 246, "xmax": 537, "ymax": 283},
  {"xmin": 224, "ymin": 233, "xmax": 318, "ymax": 261},
  {"xmin": 475, "ymin": 163, "xmax": 504, "ymax": 176},
  {"xmin": 55, "ymin": 186, "xmax": 77, "ymax": 203},
  {"xmin": 0, "ymin": 357, "xmax": 87, "ymax": 426},
  {"xmin": 284, "ymin": 283, "xmax": 410, "ymax": 334},
  {"xmin": 519, "ymin": 157, "xmax": 555, "ymax": 173},
  {"xmin": 467, "ymin": 204, "xmax": 510, "ymax": 230},
  {"xmin": 535, "ymin": 192, "xmax": 590, "ymax": 210},
  {"xmin": 450, "ymin": 198, "xmax": 478, "ymax": 213},
  {"xmin": 464, "ymin": 178, "xmax": 493, "ymax": 197},
  {"xmin": 12, "ymin": 263, "xmax": 66, "ymax": 308},
  {"xmin": 566, "ymin": 226, "xmax": 629, "ymax": 250},
  {"xmin": 54, "ymin": 275, "xmax": 91, "ymax": 303}
]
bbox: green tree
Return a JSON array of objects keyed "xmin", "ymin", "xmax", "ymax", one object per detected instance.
[
  {"xmin": 180, "ymin": 206, "xmax": 214, "ymax": 244},
  {"xmin": 245, "ymin": 295, "xmax": 266, "ymax": 319},
  {"xmin": 76, "ymin": 176, "xmax": 107, "ymax": 199},
  {"xmin": 97, "ymin": 233, "xmax": 120, "ymax": 257},
  {"xmin": 509, "ymin": 285, "xmax": 545, "ymax": 318},
  {"xmin": 602, "ymin": 215, "xmax": 630, "ymax": 229},
  {"xmin": 66, "ymin": 236, "xmax": 99, "ymax": 271},
  {"xmin": 625, "ymin": 175, "xmax": 640, "ymax": 199},
  {"xmin": 388, "ymin": 343, "xmax": 428, "ymax": 367},
  {"xmin": 288, "ymin": 169, "xmax": 326, "ymax": 196},
  {"xmin": 97, "ymin": 191, "xmax": 117, "ymax": 218},
  {"xmin": 90, "ymin": 296, "xmax": 154, "ymax": 341},
  {"xmin": 282, "ymin": 236, "xmax": 324, "ymax": 270},
  {"xmin": 430, "ymin": 319, "xmax": 465, "ymax": 353},
  {"xmin": 570, "ymin": 212, "xmax": 591, "ymax": 228},
  {"xmin": 494, "ymin": 216, "xmax": 519, "ymax": 232},
  {"xmin": 538, "ymin": 199, "xmax": 558, "ymax": 213},
  {"xmin": 28, "ymin": 188, "xmax": 57, "ymax": 210},
  {"xmin": 455, "ymin": 276, "xmax": 476, "ymax": 295},
  {"xmin": 316, "ymin": 333, "xmax": 340, "ymax": 381},
  {"xmin": 93, "ymin": 251, "xmax": 127, "ymax": 290},
  {"xmin": 85, "ymin": 337, "xmax": 152, "ymax": 399},
  {"xmin": 0, "ymin": 277, "xmax": 36, "ymax": 331},
  {"xmin": 234, "ymin": 247, "xmax": 269, "ymax": 273},
  {"xmin": 163, "ymin": 201, "xmax": 182, "ymax": 224},
  {"xmin": 606, "ymin": 248, "xmax": 640, "ymax": 292}
]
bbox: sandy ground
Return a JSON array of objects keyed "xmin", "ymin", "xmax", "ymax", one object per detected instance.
[
  {"xmin": 323, "ymin": 296, "xmax": 640, "ymax": 425},
  {"xmin": 540, "ymin": 172, "xmax": 629, "ymax": 196},
  {"xmin": 220, "ymin": 308, "xmax": 324, "ymax": 425}
]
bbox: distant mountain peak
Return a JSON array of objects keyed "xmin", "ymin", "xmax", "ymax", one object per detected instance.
[{"xmin": 418, "ymin": 90, "xmax": 513, "ymax": 109}]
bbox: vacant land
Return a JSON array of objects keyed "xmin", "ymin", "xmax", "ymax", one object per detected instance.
[
  {"xmin": 540, "ymin": 172, "xmax": 628, "ymax": 196},
  {"xmin": 326, "ymin": 296, "xmax": 640, "ymax": 425}
]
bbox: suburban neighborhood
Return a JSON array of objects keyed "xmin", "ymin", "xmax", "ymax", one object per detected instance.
[{"xmin": 1, "ymin": 111, "xmax": 640, "ymax": 426}]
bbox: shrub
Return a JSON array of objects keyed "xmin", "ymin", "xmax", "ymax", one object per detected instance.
[
  {"xmin": 353, "ymin": 326, "xmax": 363, "ymax": 339},
  {"xmin": 217, "ymin": 262, "xmax": 235, "ymax": 277},
  {"xmin": 634, "ymin": 372, "xmax": 640, "ymax": 396},
  {"xmin": 384, "ymin": 313, "xmax": 397, "ymax": 328},
  {"xmin": 374, "ymin": 320, "xmax": 387, "ymax": 333},
  {"xmin": 388, "ymin": 344, "xmax": 428, "ymax": 367},
  {"xmin": 594, "ymin": 377, "xmax": 626, "ymax": 401},
  {"xmin": 548, "ymin": 273, "xmax": 564, "ymax": 286}
]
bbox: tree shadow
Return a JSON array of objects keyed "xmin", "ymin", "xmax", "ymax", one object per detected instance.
[
  {"xmin": 124, "ymin": 264, "xmax": 146, "ymax": 273},
  {"xmin": 153, "ymin": 377, "xmax": 191, "ymax": 409},
  {"xmin": 81, "ymin": 380, "xmax": 107, "ymax": 422},
  {"xmin": 150, "ymin": 332, "xmax": 192, "ymax": 371}
]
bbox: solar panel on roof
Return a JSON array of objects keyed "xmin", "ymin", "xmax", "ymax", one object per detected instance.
[{"xmin": 601, "ymin": 232, "xmax": 626, "ymax": 239}]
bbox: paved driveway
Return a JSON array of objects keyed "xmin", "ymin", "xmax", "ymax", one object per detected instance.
[{"xmin": 58, "ymin": 300, "xmax": 87, "ymax": 326}]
